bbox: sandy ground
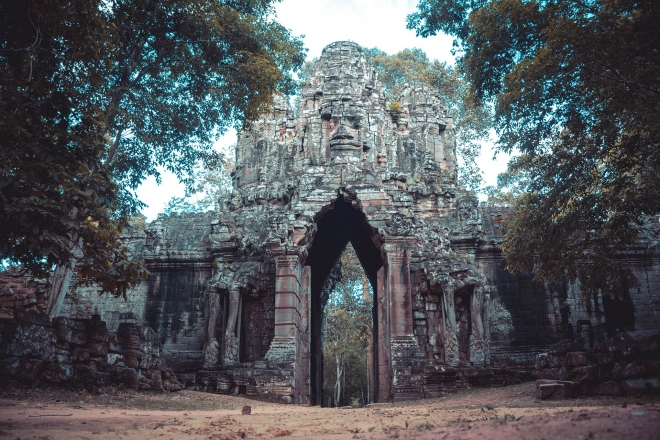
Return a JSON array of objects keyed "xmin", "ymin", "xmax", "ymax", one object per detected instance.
[{"xmin": 0, "ymin": 382, "xmax": 658, "ymax": 440}]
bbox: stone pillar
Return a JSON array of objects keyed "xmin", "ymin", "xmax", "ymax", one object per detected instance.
[
  {"xmin": 484, "ymin": 290, "xmax": 491, "ymax": 365},
  {"xmin": 295, "ymin": 265, "xmax": 312, "ymax": 404},
  {"xmin": 203, "ymin": 287, "xmax": 221, "ymax": 369},
  {"xmin": 385, "ymin": 245, "xmax": 413, "ymax": 337},
  {"xmin": 223, "ymin": 288, "xmax": 240, "ymax": 366},
  {"xmin": 442, "ymin": 285, "xmax": 460, "ymax": 367},
  {"xmin": 376, "ymin": 266, "xmax": 390, "ymax": 402},
  {"xmin": 469, "ymin": 286, "xmax": 486, "ymax": 366},
  {"xmin": 363, "ymin": 275, "xmax": 375, "ymax": 404},
  {"xmin": 384, "ymin": 239, "xmax": 426, "ymax": 401},
  {"xmin": 265, "ymin": 252, "xmax": 302, "ymax": 364}
]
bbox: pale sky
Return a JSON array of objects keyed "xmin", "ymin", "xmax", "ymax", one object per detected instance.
[{"xmin": 136, "ymin": 0, "xmax": 508, "ymax": 221}]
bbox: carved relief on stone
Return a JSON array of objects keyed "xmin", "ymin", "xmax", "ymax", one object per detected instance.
[
  {"xmin": 203, "ymin": 286, "xmax": 222, "ymax": 369},
  {"xmin": 441, "ymin": 285, "xmax": 460, "ymax": 367},
  {"xmin": 265, "ymin": 214, "xmax": 290, "ymax": 249},
  {"xmin": 469, "ymin": 286, "xmax": 486, "ymax": 366},
  {"xmin": 386, "ymin": 213, "xmax": 414, "ymax": 237},
  {"xmin": 223, "ymin": 288, "xmax": 241, "ymax": 366}
]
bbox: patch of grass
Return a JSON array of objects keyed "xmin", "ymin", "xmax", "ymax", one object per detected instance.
[{"xmin": 415, "ymin": 421, "xmax": 435, "ymax": 431}]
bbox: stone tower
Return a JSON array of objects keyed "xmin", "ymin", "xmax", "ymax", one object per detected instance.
[{"xmin": 206, "ymin": 41, "xmax": 489, "ymax": 404}]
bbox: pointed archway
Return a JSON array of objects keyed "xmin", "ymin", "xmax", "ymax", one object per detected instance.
[{"xmin": 305, "ymin": 196, "xmax": 384, "ymax": 406}]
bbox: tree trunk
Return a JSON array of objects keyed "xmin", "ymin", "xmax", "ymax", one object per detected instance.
[
  {"xmin": 334, "ymin": 353, "xmax": 343, "ymax": 407},
  {"xmin": 45, "ymin": 234, "xmax": 83, "ymax": 319}
]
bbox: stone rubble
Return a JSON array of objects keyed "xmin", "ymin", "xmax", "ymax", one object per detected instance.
[
  {"xmin": 0, "ymin": 311, "xmax": 181, "ymax": 392},
  {"xmin": 534, "ymin": 331, "xmax": 660, "ymax": 397}
]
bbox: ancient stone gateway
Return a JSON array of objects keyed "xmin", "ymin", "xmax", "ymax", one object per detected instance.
[
  {"xmin": 203, "ymin": 41, "xmax": 490, "ymax": 404},
  {"xmin": 4, "ymin": 40, "xmax": 658, "ymax": 403}
]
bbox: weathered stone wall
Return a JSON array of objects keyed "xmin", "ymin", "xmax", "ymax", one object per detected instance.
[
  {"xmin": 534, "ymin": 331, "xmax": 660, "ymax": 396},
  {"xmin": 0, "ymin": 311, "xmax": 181, "ymax": 392},
  {"xmin": 476, "ymin": 207, "xmax": 660, "ymax": 362},
  {"xmin": 58, "ymin": 211, "xmax": 217, "ymax": 372},
  {"xmin": 0, "ymin": 271, "xmax": 47, "ymax": 319}
]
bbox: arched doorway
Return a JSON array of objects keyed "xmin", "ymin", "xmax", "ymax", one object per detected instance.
[{"xmin": 305, "ymin": 195, "xmax": 384, "ymax": 406}]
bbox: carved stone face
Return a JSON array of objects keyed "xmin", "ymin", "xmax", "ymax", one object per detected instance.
[
  {"xmin": 329, "ymin": 123, "xmax": 362, "ymax": 158},
  {"xmin": 321, "ymin": 100, "xmax": 369, "ymax": 160}
]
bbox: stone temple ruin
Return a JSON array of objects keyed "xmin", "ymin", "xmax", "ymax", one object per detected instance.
[
  {"xmin": 202, "ymin": 40, "xmax": 491, "ymax": 404},
  {"xmin": 3, "ymin": 41, "xmax": 659, "ymax": 402}
]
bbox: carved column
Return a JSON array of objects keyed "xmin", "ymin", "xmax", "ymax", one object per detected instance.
[
  {"xmin": 469, "ymin": 286, "xmax": 486, "ymax": 366},
  {"xmin": 265, "ymin": 252, "xmax": 303, "ymax": 364},
  {"xmin": 385, "ymin": 245, "xmax": 413, "ymax": 337},
  {"xmin": 383, "ymin": 239, "xmax": 426, "ymax": 401},
  {"xmin": 442, "ymin": 285, "xmax": 460, "ymax": 367},
  {"xmin": 376, "ymin": 266, "xmax": 391, "ymax": 402},
  {"xmin": 484, "ymin": 290, "xmax": 491, "ymax": 365},
  {"xmin": 295, "ymin": 265, "xmax": 312, "ymax": 404},
  {"xmin": 203, "ymin": 287, "xmax": 221, "ymax": 369},
  {"xmin": 223, "ymin": 288, "xmax": 240, "ymax": 366}
]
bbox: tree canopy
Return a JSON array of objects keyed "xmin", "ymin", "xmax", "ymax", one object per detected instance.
[
  {"xmin": 408, "ymin": 0, "xmax": 660, "ymax": 296},
  {"xmin": 0, "ymin": 0, "xmax": 305, "ymax": 295}
]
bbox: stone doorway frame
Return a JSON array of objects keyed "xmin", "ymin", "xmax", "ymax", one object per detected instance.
[{"xmin": 265, "ymin": 196, "xmax": 419, "ymax": 405}]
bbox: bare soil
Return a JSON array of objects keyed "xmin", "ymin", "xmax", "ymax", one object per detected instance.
[{"xmin": 0, "ymin": 382, "xmax": 658, "ymax": 439}]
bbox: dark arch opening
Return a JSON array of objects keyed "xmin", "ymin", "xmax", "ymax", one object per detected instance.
[{"xmin": 305, "ymin": 195, "xmax": 383, "ymax": 406}]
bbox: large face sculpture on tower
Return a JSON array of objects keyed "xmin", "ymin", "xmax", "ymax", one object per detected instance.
[
  {"xmin": 310, "ymin": 42, "xmax": 377, "ymax": 163},
  {"xmin": 320, "ymin": 99, "xmax": 370, "ymax": 160}
]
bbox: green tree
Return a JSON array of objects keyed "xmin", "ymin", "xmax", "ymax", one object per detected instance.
[
  {"xmin": 323, "ymin": 243, "xmax": 372, "ymax": 407},
  {"xmin": 164, "ymin": 148, "xmax": 234, "ymax": 215},
  {"xmin": 0, "ymin": 0, "xmax": 305, "ymax": 308},
  {"xmin": 365, "ymin": 48, "xmax": 492, "ymax": 189},
  {"xmin": 408, "ymin": 0, "xmax": 660, "ymax": 296}
]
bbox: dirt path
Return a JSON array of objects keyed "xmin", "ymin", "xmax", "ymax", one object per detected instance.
[{"xmin": 0, "ymin": 382, "xmax": 658, "ymax": 439}]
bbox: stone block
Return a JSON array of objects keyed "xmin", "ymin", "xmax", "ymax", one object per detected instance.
[
  {"xmin": 114, "ymin": 367, "xmax": 139, "ymax": 390},
  {"xmin": 107, "ymin": 336, "xmax": 123, "ymax": 354},
  {"xmin": 558, "ymin": 381, "xmax": 581, "ymax": 398},
  {"xmin": 123, "ymin": 355, "xmax": 140, "ymax": 368},
  {"xmin": 598, "ymin": 333, "xmax": 638, "ymax": 359},
  {"xmin": 85, "ymin": 341, "xmax": 108, "ymax": 357},
  {"xmin": 41, "ymin": 362, "xmax": 73, "ymax": 383},
  {"xmin": 0, "ymin": 357, "xmax": 19, "ymax": 376},
  {"xmin": 123, "ymin": 348, "xmax": 144, "ymax": 360},
  {"xmin": 87, "ymin": 319, "xmax": 108, "ymax": 342},
  {"xmin": 55, "ymin": 354, "xmax": 71, "ymax": 364},
  {"xmin": 73, "ymin": 365, "xmax": 111, "ymax": 388},
  {"xmin": 535, "ymin": 353, "xmax": 549, "ymax": 369},
  {"xmin": 573, "ymin": 364, "xmax": 599, "ymax": 384},
  {"xmin": 57, "ymin": 325, "xmax": 87, "ymax": 345},
  {"xmin": 151, "ymin": 370, "xmax": 164, "ymax": 391},
  {"xmin": 8, "ymin": 322, "xmax": 57, "ymax": 360},
  {"xmin": 590, "ymin": 380, "xmax": 621, "ymax": 396},
  {"xmin": 139, "ymin": 353, "xmax": 152, "ymax": 369},
  {"xmin": 16, "ymin": 309, "xmax": 50, "ymax": 326},
  {"xmin": 52, "ymin": 317, "xmax": 86, "ymax": 332},
  {"xmin": 163, "ymin": 375, "xmax": 182, "ymax": 392},
  {"xmin": 106, "ymin": 353, "xmax": 121, "ymax": 365},
  {"xmin": 138, "ymin": 369, "xmax": 152, "ymax": 390},
  {"xmin": 636, "ymin": 335, "xmax": 660, "ymax": 353},
  {"xmin": 621, "ymin": 377, "xmax": 660, "ymax": 396},
  {"xmin": 177, "ymin": 373, "xmax": 196, "ymax": 387},
  {"xmin": 548, "ymin": 339, "xmax": 582, "ymax": 356},
  {"xmin": 595, "ymin": 350, "xmax": 614, "ymax": 365},
  {"xmin": 537, "ymin": 383, "xmax": 566, "ymax": 400},
  {"xmin": 17, "ymin": 358, "xmax": 44, "ymax": 380},
  {"xmin": 72, "ymin": 348, "xmax": 90, "ymax": 363},
  {"xmin": 566, "ymin": 351, "xmax": 589, "ymax": 366},
  {"xmin": 615, "ymin": 359, "xmax": 660, "ymax": 379}
]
